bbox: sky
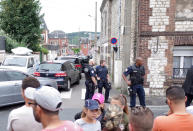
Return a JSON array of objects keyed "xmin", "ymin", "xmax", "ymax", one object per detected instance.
[{"xmin": 40, "ymin": 0, "xmax": 102, "ymax": 33}]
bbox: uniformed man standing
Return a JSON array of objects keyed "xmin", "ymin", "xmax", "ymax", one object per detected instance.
[
  {"xmin": 122, "ymin": 57, "xmax": 146, "ymax": 107},
  {"xmin": 84, "ymin": 59, "xmax": 97, "ymax": 100},
  {"xmin": 96, "ymin": 60, "xmax": 111, "ymax": 103}
]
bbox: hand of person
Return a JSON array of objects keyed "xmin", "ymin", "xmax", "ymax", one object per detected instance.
[
  {"xmin": 127, "ymin": 81, "xmax": 131, "ymax": 86},
  {"xmin": 97, "ymin": 77, "xmax": 100, "ymax": 80}
]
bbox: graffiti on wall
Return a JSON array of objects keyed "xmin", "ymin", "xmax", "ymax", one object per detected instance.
[{"xmin": 176, "ymin": 0, "xmax": 193, "ymax": 20}]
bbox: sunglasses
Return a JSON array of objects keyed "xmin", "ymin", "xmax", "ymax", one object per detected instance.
[{"xmin": 28, "ymin": 102, "xmax": 38, "ymax": 106}]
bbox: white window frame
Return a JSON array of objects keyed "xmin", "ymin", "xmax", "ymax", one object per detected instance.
[{"xmin": 173, "ymin": 46, "xmax": 193, "ymax": 78}]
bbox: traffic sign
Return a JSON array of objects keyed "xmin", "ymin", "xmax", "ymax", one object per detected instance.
[{"xmin": 111, "ymin": 37, "xmax": 117, "ymax": 45}]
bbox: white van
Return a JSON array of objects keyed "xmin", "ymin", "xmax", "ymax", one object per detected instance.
[{"xmin": 0, "ymin": 55, "xmax": 39, "ymax": 75}]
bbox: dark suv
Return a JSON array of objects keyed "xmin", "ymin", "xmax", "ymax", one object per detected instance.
[
  {"xmin": 34, "ymin": 60, "xmax": 80, "ymax": 91},
  {"xmin": 55, "ymin": 56, "xmax": 82, "ymax": 78}
]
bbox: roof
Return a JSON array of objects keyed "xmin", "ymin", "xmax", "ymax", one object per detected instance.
[
  {"xmin": 40, "ymin": 17, "xmax": 48, "ymax": 30},
  {"xmin": 41, "ymin": 60, "xmax": 70, "ymax": 64},
  {"xmin": 48, "ymin": 30, "xmax": 66, "ymax": 39}
]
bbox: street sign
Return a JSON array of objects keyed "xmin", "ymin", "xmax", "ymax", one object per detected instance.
[{"xmin": 111, "ymin": 37, "xmax": 117, "ymax": 45}]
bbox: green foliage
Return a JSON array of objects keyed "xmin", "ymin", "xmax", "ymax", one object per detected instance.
[
  {"xmin": 72, "ymin": 48, "xmax": 80, "ymax": 54},
  {"xmin": 0, "ymin": 0, "xmax": 43, "ymax": 51},
  {"xmin": 0, "ymin": 31, "xmax": 25, "ymax": 53},
  {"xmin": 40, "ymin": 47, "xmax": 48, "ymax": 54}
]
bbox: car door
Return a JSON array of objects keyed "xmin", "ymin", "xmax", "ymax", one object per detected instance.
[
  {"xmin": 70, "ymin": 63, "xmax": 79, "ymax": 83},
  {"xmin": 0, "ymin": 71, "xmax": 17, "ymax": 106},
  {"xmin": 5, "ymin": 71, "xmax": 28, "ymax": 103}
]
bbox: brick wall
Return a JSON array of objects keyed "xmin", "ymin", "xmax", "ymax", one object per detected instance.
[{"xmin": 139, "ymin": 0, "xmax": 193, "ymax": 95}]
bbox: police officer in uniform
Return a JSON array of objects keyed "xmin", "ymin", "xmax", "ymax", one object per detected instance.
[
  {"xmin": 96, "ymin": 60, "xmax": 111, "ymax": 103},
  {"xmin": 122, "ymin": 57, "xmax": 146, "ymax": 107},
  {"xmin": 84, "ymin": 59, "xmax": 97, "ymax": 100}
]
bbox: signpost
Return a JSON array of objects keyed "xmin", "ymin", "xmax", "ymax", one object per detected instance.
[{"xmin": 111, "ymin": 37, "xmax": 118, "ymax": 52}]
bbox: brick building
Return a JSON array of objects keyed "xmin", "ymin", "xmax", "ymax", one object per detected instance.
[
  {"xmin": 80, "ymin": 37, "xmax": 89, "ymax": 56},
  {"xmin": 48, "ymin": 30, "xmax": 69, "ymax": 56},
  {"xmin": 138, "ymin": 0, "xmax": 193, "ymax": 95},
  {"xmin": 100, "ymin": 0, "xmax": 193, "ymax": 95}
]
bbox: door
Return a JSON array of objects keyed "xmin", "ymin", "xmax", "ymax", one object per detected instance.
[
  {"xmin": 0, "ymin": 71, "xmax": 17, "ymax": 106},
  {"xmin": 70, "ymin": 63, "xmax": 79, "ymax": 83},
  {"xmin": 5, "ymin": 71, "xmax": 28, "ymax": 103}
]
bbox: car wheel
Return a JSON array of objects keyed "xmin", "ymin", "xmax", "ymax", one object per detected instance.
[{"xmin": 65, "ymin": 79, "xmax": 71, "ymax": 91}]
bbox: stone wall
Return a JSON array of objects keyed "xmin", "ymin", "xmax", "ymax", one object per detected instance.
[
  {"xmin": 149, "ymin": 0, "xmax": 170, "ymax": 32},
  {"xmin": 175, "ymin": 21, "xmax": 193, "ymax": 31}
]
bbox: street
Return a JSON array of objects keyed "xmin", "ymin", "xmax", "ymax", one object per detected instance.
[{"xmin": 0, "ymin": 75, "xmax": 169, "ymax": 131}]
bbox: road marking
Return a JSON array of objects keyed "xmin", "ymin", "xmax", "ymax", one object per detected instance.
[
  {"xmin": 60, "ymin": 89, "xmax": 72, "ymax": 99},
  {"xmin": 81, "ymin": 89, "xmax": 86, "ymax": 99}
]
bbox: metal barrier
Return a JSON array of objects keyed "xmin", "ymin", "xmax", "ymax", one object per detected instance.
[{"xmin": 173, "ymin": 68, "xmax": 190, "ymax": 79}]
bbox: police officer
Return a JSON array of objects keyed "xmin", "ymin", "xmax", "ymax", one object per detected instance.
[
  {"xmin": 84, "ymin": 59, "xmax": 97, "ymax": 100},
  {"xmin": 122, "ymin": 57, "xmax": 146, "ymax": 107},
  {"xmin": 96, "ymin": 60, "xmax": 111, "ymax": 103}
]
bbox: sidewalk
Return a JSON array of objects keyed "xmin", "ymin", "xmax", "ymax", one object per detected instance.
[{"xmin": 109, "ymin": 87, "xmax": 166, "ymax": 106}]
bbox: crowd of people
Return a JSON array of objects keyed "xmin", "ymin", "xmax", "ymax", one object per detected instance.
[{"xmin": 6, "ymin": 57, "xmax": 193, "ymax": 131}]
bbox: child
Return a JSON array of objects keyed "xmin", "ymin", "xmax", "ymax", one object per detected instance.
[
  {"xmin": 75, "ymin": 99, "xmax": 101, "ymax": 131},
  {"xmin": 110, "ymin": 94, "xmax": 129, "ymax": 131}
]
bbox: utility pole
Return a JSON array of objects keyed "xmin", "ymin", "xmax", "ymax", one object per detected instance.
[
  {"xmin": 95, "ymin": 1, "xmax": 97, "ymax": 47},
  {"xmin": 117, "ymin": 0, "xmax": 121, "ymax": 59}
]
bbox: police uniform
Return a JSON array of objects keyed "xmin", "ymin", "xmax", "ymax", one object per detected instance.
[
  {"xmin": 123, "ymin": 64, "xmax": 146, "ymax": 107},
  {"xmin": 96, "ymin": 65, "xmax": 111, "ymax": 102},
  {"xmin": 84, "ymin": 64, "xmax": 96, "ymax": 100}
]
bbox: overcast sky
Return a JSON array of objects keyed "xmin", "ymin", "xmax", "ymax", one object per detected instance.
[{"xmin": 40, "ymin": 0, "xmax": 102, "ymax": 33}]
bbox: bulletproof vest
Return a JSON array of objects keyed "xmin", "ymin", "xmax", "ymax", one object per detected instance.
[
  {"xmin": 84, "ymin": 65, "xmax": 92, "ymax": 82},
  {"xmin": 130, "ymin": 65, "xmax": 144, "ymax": 85}
]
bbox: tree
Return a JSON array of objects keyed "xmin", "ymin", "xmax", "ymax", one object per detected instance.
[
  {"xmin": 72, "ymin": 48, "xmax": 80, "ymax": 54},
  {"xmin": 0, "ymin": 0, "xmax": 43, "ymax": 51}
]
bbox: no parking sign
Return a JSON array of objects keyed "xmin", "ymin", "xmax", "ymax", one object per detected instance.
[{"xmin": 111, "ymin": 37, "xmax": 117, "ymax": 45}]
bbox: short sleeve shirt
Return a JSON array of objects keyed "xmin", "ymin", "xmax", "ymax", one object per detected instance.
[
  {"xmin": 89, "ymin": 66, "xmax": 96, "ymax": 77},
  {"xmin": 7, "ymin": 105, "xmax": 42, "ymax": 131},
  {"xmin": 123, "ymin": 66, "xmax": 133, "ymax": 77},
  {"xmin": 42, "ymin": 121, "xmax": 83, "ymax": 131},
  {"xmin": 96, "ymin": 65, "xmax": 108, "ymax": 80},
  {"xmin": 153, "ymin": 113, "xmax": 193, "ymax": 131},
  {"xmin": 74, "ymin": 118, "xmax": 101, "ymax": 131}
]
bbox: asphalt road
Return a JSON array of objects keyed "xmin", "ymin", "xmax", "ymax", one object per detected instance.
[{"xmin": 0, "ymin": 75, "xmax": 169, "ymax": 131}]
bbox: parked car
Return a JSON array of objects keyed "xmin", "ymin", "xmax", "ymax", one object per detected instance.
[
  {"xmin": 55, "ymin": 56, "xmax": 82, "ymax": 77},
  {"xmin": 34, "ymin": 60, "xmax": 80, "ymax": 91},
  {"xmin": 0, "ymin": 55, "xmax": 39, "ymax": 75},
  {"xmin": 0, "ymin": 69, "xmax": 57, "ymax": 107}
]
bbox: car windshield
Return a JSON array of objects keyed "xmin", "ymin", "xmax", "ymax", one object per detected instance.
[
  {"xmin": 39, "ymin": 63, "xmax": 62, "ymax": 71},
  {"xmin": 2, "ymin": 57, "xmax": 27, "ymax": 67}
]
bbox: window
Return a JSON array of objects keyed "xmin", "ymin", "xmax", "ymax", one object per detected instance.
[
  {"xmin": 173, "ymin": 46, "xmax": 193, "ymax": 78},
  {"xmin": 6, "ymin": 71, "xmax": 27, "ymax": 81},
  {"xmin": 2, "ymin": 57, "xmax": 27, "ymax": 67}
]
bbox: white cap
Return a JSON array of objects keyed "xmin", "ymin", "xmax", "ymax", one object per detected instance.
[{"xmin": 25, "ymin": 86, "xmax": 62, "ymax": 112}]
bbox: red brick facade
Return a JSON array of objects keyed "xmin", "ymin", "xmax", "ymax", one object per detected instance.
[{"xmin": 138, "ymin": 0, "xmax": 193, "ymax": 95}]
